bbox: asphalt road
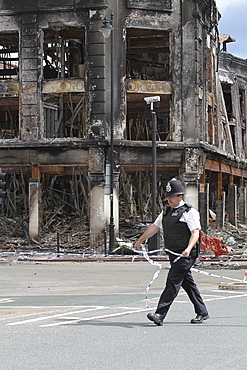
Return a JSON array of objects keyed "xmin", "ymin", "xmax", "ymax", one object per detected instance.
[{"xmin": 0, "ymin": 260, "xmax": 247, "ymax": 370}]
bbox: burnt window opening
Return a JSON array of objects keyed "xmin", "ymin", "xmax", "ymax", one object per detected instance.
[
  {"xmin": 43, "ymin": 94, "xmax": 86, "ymax": 138},
  {"xmin": 0, "ymin": 32, "xmax": 19, "ymax": 80},
  {"xmin": 239, "ymin": 88, "xmax": 246, "ymax": 124},
  {"xmin": 43, "ymin": 27, "xmax": 86, "ymax": 138},
  {"xmin": 126, "ymin": 29, "xmax": 171, "ymax": 141},
  {"xmin": 240, "ymin": 89, "xmax": 246, "ymax": 156},
  {"xmin": 0, "ymin": 32, "xmax": 19, "ymax": 139},
  {"xmin": 207, "ymin": 105, "xmax": 214, "ymax": 145},
  {"xmin": 242, "ymin": 128, "xmax": 246, "ymax": 155},
  {"xmin": 126, "ymin": 28, "xmax": 170, "ymax": 81},
  {"xmin": 126, "ymin": 98, "xmax": 171, "ymax": 141},
  {"xmin": 43, "ymin": 27, "xmax": 85, "ymax": 79},
  {"xmin": 222, "ymin": 82, "xmax": 236, "ymax": 153},
  {"xmin": 222, "ymin": 82, "xmax": 233, "ymax": 122},
  {"xmin": 229, "ymin": 123, "xmax": 236, "ymax": 153}
]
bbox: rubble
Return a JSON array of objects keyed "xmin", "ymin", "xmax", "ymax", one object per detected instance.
[{"xmin": 1, "ymin": 212, "xmax": 247, "ymax": 263}]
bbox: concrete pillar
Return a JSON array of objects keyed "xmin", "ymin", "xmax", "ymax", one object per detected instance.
[
  {"xmin": 29, "ymin": 178, "xmax": 40, "ymax": 241},
  {"xmin": 90, "ymin": 184, "xmax": 119, "ymax": 247},
  {"xmin": 183, "ymin": 148, "xmax": 201, "ymax": 209},
  {"xmin": 90, "ymin": 185, "xmax": 105, "ymax": 235},
  {"xmin": 229, "ymin": 184, "xmax": 237, "ymax": 226},
  {"xmin": 216, "ymin": 191, "xmax": 225, "ymax": 228},
  {"xmin": 184, "ymin": 182, "xmax": 198, "ymax": 209},
  {"xmin": 199, "ymin": 183, "xmax": 209, "ymax": 232},
  {"xmin": 239, "ymin": 186, "xmax": 247, "ymax": 224},
  {"xmin": 90, "ymin": 185, "xmax": 105, "ymax": 249}
]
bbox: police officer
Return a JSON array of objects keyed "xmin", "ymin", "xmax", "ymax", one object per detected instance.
[{"xmin": 134, "ymin": 178, "xmax": 209, "ymax": 326}]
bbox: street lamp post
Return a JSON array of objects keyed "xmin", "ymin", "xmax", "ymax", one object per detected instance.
[
  {"xmin": 100, "ymin": 14, "xmax": 115, "ymax": 253},
  {"xmin": 144, "ymin": 96, "xmax": 160, "ymax": 250}
]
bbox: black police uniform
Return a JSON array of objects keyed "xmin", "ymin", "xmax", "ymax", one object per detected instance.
[{"xmin": 155, "ymin": 204, "xmax": 208, "ymax": 319}]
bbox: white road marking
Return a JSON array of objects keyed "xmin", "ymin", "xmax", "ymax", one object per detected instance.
[
  {"xmin": 0, "ymin": 298, "xmax": 16, "ymax": 303},
  {"xmin": 5, "ymin": 291, "xmax": 247, "ymax": 327},
  {"xmin": 212, "ymin": 289, "xmax": 247, "ymax": 294},
  {"xmin": 40, "ymin": 308, "xmax": 149, "ymax": 327},
  {"xmin": 6, "ymin": 306, "xmax": 106, "ymax": 326},
  {"xmin": 204, "ymin": 293, "xmax": 247, "ymax": 302}
]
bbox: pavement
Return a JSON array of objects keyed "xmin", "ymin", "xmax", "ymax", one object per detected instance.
[{"xmin": 1, "ymin": 260, "xmax": 247, "ymax": 369}]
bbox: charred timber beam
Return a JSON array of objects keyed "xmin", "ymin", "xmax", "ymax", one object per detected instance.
[
  {"xmin": 0, "ymin": 97, "xmax": 19, "ymax": 106},
  {"xmin": 0, "ymin": 69, "xmax": 18, "ymax": 76},
  {"xmin": 0, "ymin": 164, "xmax": 88, "ymax": 175}
]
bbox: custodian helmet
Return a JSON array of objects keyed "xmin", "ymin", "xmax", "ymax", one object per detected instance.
[{"xmin": 165, "ymin": 178, "xmax": 186, "ymax": 198}]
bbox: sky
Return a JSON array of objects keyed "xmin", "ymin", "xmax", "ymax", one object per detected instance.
[{"xmin": 216, "ymin": 0, "xmax": 247, "ymax": 59}]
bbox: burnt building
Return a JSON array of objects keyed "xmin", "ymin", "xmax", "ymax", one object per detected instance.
[{"xmin": 0, "ymin": 0, "xmax": 246, "ymax": 249}]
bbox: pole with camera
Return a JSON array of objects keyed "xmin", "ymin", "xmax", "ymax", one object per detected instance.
[
  {"xmin": 144, "ymin": 96, "xmax": 160, "ymax": 250},
  {"xmin": 100, "ymin": 14, "xmax": 115, "ymax": 254}
]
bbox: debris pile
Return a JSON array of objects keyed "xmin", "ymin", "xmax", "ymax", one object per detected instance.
[
  {"xmin": 0, "ymin": 214, "xmax": 247, "ymax": 258},
  {"xmin": 206, "ymin": 221, "xmax": 247, "ymax": 255}
]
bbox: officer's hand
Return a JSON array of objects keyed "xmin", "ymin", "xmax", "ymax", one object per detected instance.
[
  {"xmin": 182, "ymin": 248, "xmax": 190, "ymax": 258},
  {"xmin": 134, "ymin": 241, "xmax": 142, "ymax": 250}
]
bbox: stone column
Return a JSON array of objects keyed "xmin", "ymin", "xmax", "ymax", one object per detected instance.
[
  {"xmin": 87, "ymin": 11, "xmax": 106, "ymax": 137},
  {"xmin": 216, "ymin": 191, "xmax": 225, "ymax": 228},
  {"xmin": 183, "ymin": 147, "xmax": 201, "ymax": 209},
  {"xmin": 239, "ymin": 186, "xmax": 247, "ymax": 224},
  {"xmin": 229, "ymin": 184, "xmax": 237, "ymax": 226},
  {"xmin": 29, "ymin": 178, "xmax": 40, "ymax": 241},
  {"xmin": 20, "ymin": 13, "xmax": 42, "ymax": 140},
  {"xmin": 199, "ymin": 183, "xmax": 209, "ymax": 232}
]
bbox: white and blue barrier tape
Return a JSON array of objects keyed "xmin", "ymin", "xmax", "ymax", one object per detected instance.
[
  {"xmin": 132, "ymin": 245, "xmax": 162, "ymax": 309},
  {"xmin": 133, "ymin": 244, "xmax": 247, "ymax": 309}
]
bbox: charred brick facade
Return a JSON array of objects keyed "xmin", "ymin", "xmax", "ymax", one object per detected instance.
[{"xmin": 0, "ymin": 0, "xmax": 246, "ymax": 245}]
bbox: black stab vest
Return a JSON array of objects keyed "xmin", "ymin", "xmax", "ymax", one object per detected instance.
[{"xmin": 162, "ymin": 203, "xmax": 192, "ymax": 253}]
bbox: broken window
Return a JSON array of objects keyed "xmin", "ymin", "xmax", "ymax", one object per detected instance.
[
  {"xmin": 42, "ymin": 27, "xmax": 86, "ymax": 138},
  {"xmin": 207, "ymin": 105, "xmax": 214, "ymax": 144},
  {"xmin": 240, "ymin": 89, "xmax": 246, "ymax": 156},
  {"xmin": 229, "ymin": 123, "xmax": 236, "ymax": 153},
  {"xmin": 222, "ymin": 82, "xmax": 233, "ymax": 122},
  {"xmin": 0, "ymin": 32, "xmax": 19, "ymax": 139},
  {"xmin": 126, "ymin": 101, "xmax": 170, "ymax": 141},
  {"xmin": 222, "ymin": 82, "xmax": 236, "ymax": 152},
  {"xmin": 239, "ymin": 88, "xmax": 246, "ymax": 124},
  {"xmin": 242, "ymin": 128, "xmax": 246, "ymax": 156},
  {"xmin": 126, "ymin": 28, "xmax": 170, "ymax": 81},
  {"xmin": 126, "ymin": 28, "xmax": 171, "ymax": 141}
]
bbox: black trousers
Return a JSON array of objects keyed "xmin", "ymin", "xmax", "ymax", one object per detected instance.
[{"xmin": 155, "ymin": 254, "xmax": 208, "ymax": 317}]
